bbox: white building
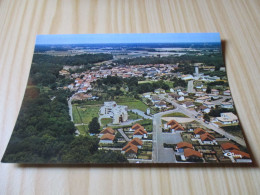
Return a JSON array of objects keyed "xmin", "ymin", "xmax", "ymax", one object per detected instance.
[
  {"xmin": 221, "ymin": 102, "xmax": 234, "ymax": 109},
  {"xmin": 100, "ymin": 101, "xmax": 128, "ymax": 124},
  {"xmin": 216, "ymin": 112, "xmax": 238, "ymax": 124}
]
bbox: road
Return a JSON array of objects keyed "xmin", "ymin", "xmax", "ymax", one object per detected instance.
[
  {"xmin": 117, "ymin": 128, "xmax": 131, "ymax": 142},
  {"xmin": 187, "ymin": 80, "xmax": 195, "ymax": 93},
  {"xmin": 130, "ymin": 109, "xmax": 152, "ymax": 119},
  {"xmin": 159, "ymin": 94, "xmax": 246, "ymax": 147},
  {"xmin": 152, "ymin": 109, "xmax": 183, "ymax": 163},
  {"xmin": 68, "ymin": 97, "xmax": 73, "ymax": 122}
]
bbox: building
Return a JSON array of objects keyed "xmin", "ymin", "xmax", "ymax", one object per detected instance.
[
  {"xmin": 129, "ymin": 138, "xmax": 143, "ymax": 149},
  {"xmin": 223, "ymin": 90, "xmax": 231, "ymax": 96},
  {"xmin": 194, "ymin": 128, "xmax": 207, "ymax": 138},
  {"xmin": 183, "ymin": 148, "xmax": 203, "ymax": 161},
  {"xmin": 155, "ymin": 101, "xmax": 167, "ymax": 108},
  {"xmin": 195, "ymin": 96, "xmax": 210, "ymax": 103},
  {"xmin": 221, "ymin": 102, "xmax": 233, "ymax": 109},
  {"xmin": 216, "ymin": 112, "xmax": 238, "ymax": 124},
  {"xmin": 198, "ymin": 105, "xmax": 211, "ymax": 113},
  {"xmin": 182, "ymin": 101, "xmax": 195, "ymax": 108},
  {"xmin": 176, "ymin": 142, "xmax": 193, "ymax": 153},
  {"xmin": 200, "ymin": 133, "xmax": 217, "ymax": 145},
  {"xmin": 170, "ymin": 123, "xmax": 185, "ymax": 133},
  {"xmin": 99, "ymin": 133, "xmax": 115, "ymax": 144},
  {"xmin": 133, "ymin": 128, "xmax": 148, "ymax": 139},
  {"xmin": 165, "ymin": 120, "xmax": 178, "ymax": 129},
  {"xmin": 100, "ymin": 101, "xmax": 128, "ymax": 124},
  {"xmin": 203, "ymin": 101, "xmax": 215, "ymax": 108},
  {"xmin": 130, "ymin": 123, "xmax": 143, "ymax": 131},
  {"xmin": 221, "ymin": 143, "xmax": 240, "ymax": 153},
  {"xmin": 154, "ymin": 88, "xmax": 166, "ymax": 94},
  {"xmin": 121, "ymin": 143, "xmax": 138, "ymax": 158},
  {"xmin": 211, "ymin": 89, "xmax": 219, "ymax": 95},
  {"xmin": 99, "ymin": 127, "xmax": 115, "ymax": 137}
]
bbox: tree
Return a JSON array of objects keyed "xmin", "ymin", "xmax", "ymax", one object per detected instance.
[
  {"xmin": 89, "ymin": 117, "xmax": 100, "ymax": 134},
  {"xmin": 203, "ymin": 113, "xmax": 210, "ymax": 122},
  {"xmin": 206, "ymin": 86, "xmax": 211, "ymax": 94}
]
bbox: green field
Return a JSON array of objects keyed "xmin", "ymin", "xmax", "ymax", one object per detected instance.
[
  {"xmin": 101, "ymin": 118, "xmax": 113, "ymax": 126},
  {"xmin": 162, "ymin": 112, "xmax": 188, "ymax": 118},
  {"xmin": 76, "ymin": 125, "xmax": 88, "ymax": 136},
  {"xmin": 72, "ymin": 104, "xmax": 100, "ymax": 124},
  {"xmin": 128, "ymin": 111, "xmax": 142, "ymax": 120}
]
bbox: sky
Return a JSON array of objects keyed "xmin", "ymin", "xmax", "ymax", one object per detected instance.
[{"xmin": 36, "ymin": 33, "xmax": 220, "ymax": 45}]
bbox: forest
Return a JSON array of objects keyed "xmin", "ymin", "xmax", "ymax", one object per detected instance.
[{"xmin": 2, "ymin": 53, "xmax": 127, "ymax": 164}]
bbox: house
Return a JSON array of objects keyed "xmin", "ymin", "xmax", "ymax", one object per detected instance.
[
  {"xmin": 211, "ymin": 89, "xmax": 219, "ymax": 95},
  {"xmin": 200, "ymin": 133, "xmax": 217, "ymax": 145},
  {"xmin": 195, "ymin": 92, "xmax": 206, "ymax": 97},
  {"xmin": 142, "ymin": 92, "xmax": 152, "ymax": 98},
  {"xmin": 166, "ymin": 120, "xmax": 178, "ymax": 129},
  {"xmin": 121, "ymin": 143, "xmax": 138, "ymax": 158},
  {"xmin": 181, "ymin": 74, "xmax": 194, "ymax": 80},
  {"xmin": 99, "ymin": 133, "xmax": 115, "ymax": 144},
  {"xmin": 223, "ymin": 90, "xmax": 231, "ymax": 96},
  {"xmin": 194, "ymin": 128, "xmax": 207, "ymax": 138},
  {"xmin": 130, "ymin": 123, "xmax": 144, "ymax": 131},
  {"xmin": 182, "ymin": 101, "xmax": 195, "ymax": 108},
  {"xmin": 216, "ymin": 112, "xmax": 238, "ymax": 124},
  {"xmin": 208, "ymin": 93, "xmax": 219, "ymax": 99},
  {"xmin": 183, "ymin": 148, "xmax": 203, "ymax": 161},
  {"xmin": 221, "ymin": 143, "xmax": 240, "ymax": 153},
  {"xmin": 170, "ymin": 93, "xmax": 185, "ymax": 101},
  {"xmin": 178, "ymin": 91, "xmax": 189, "ymax": 96},
  {"xmin": 203, "ymin": 101, "xmax": 215, "ymax": 108},
  {"xmin": 155, "ymin": 101, "xmax": 167, "ymax": 108},
  {"xmin": 176, "ymin": 142, "xmax": 193, "ymax": 153},
  {"xmin": 195, "ymin": 96, "xmax": 210, "ymax": 103},
  {"xmin": 133, "ymin": 128, "xmax": 148, "ymax": 139},
  {"xmin": 229, "ymin": 150, "xmax": 250, "ymax": 159},
  {"xmin": 198, "ymin": 105, "xmax": 211, "ymax": 113},
  {"xmin": 151, "ymin": 95, "xmax": 161, "ymax": 103},
  {"xmin": 99, "ymin": 127, "xmax": 115, "ymax": 137},
  {"xmin": 170, "ymin": 124, "xmax": 185, "ymax": 133},
  {"xmin": 129, "ymin": 138, "xmax": 143, "ymax": 149},
  {"xmin": 220, "ymin": 102, "xmax": 233, "ymax": 109},
  {"xmin": 154, "ymin": 88, "xmax": 166, "ymax": 94}
]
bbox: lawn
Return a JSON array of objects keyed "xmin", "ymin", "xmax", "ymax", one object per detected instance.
[
  {"xmin": 162, "ymin": 112, "xmax": 189, "ymax": 118},
  {"xmin": 118, "ymin": 100, "xmax": 149, "ymax": 113},
  {"xmin": 128, "ymin": 111, "xmax": 142, "ymax": 120},
  {"xmin": 101, "ymin": 118, "xmax": 113, "ymax": 126},
  {"xmin": 72, "ymin": 104, "xmax": 100, "ymax": 124},
  {"xmin": 137, "ymin": 151, "xmax": 152, "ymax": 160},
  {"xmin": 76, "ymin": 125, "xmax": 88, "ymax": 136},
  {"xmin": 221, "ymin": 125, "xmax": 244, "ymax": 139}
]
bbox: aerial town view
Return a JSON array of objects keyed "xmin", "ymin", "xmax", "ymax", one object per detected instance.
[{"xmin": 2, "ymin": 33, "xmax": 252, "ymax": 164}]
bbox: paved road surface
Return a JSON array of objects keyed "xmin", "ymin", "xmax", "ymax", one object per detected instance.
[
  {"xmin": 118, "ymin": 128, "xmax": 131, "ymax": 142},
  {"xmin": 130, "ymin": 109, "xmax": 152, "ymax": 119},
  {"xmin": 187, "ymin": 80, "xmax": 196, "ymax": 93},
  {"xmin": 152, "ymin": 109, "xmax": 183, "ymax": 163}
]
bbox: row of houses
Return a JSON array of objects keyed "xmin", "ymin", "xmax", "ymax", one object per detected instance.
[
  {"xmin": 175, "ymin": 141, "xmax": 250, "ymax": 162},
  {"xmin": 121, "ymin": 138, "xmax": 143, "ymax": 158},
  {"xmin": 194, "ymin": 128, "xmax": 217, "ymax": 145},
  {"xmin": 164, "ymin": 120, "xmax": 185, "ymax": 133},
  {"xmin": 130, "ymin": 123, "xmax": 148, "ymax": 139},
  {"xmin": 99, "ymin": 127, "xmax": 115, "ymax": 144}
]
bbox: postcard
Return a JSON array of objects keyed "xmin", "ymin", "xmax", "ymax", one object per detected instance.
[{"xmin": 1, "ymin": 33, "xmax": 252, "ymax": 164}]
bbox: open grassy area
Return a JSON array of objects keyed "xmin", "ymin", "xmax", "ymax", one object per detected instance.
[
  {"xmin": 128, "ymin": 111, "xmax": 142, "ymax": 120},
  {"xmin": 221, "ymin": 125, "xmax": 244, "ymax": 139},
  {"xmin": 137, "ymin": 151, "xmax": 152, "ymax": 160},
  {"xmin": 162, "ymin": 112, "xmax": 189, "ymax": 118},
  {"xmin": 101, "ymin": 118, "xmax": 113, "ymax": 126},
  {"xmin": 76, "ymin": 125, "xmax": 88, "ymax": 136},
  {"xmin": 139, "ymin": 119, "xmax": 153, "ymax": 132},
  {"xmin": 118, "ymin": 100, "xmax": 149, "ymax": 113},
  {"xmin": 72, "ymin": 104, "xmax": 100, "ymax": 124}
]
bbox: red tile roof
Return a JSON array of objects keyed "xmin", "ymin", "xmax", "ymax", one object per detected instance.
[
  {"xmin": 230, "ymin": 150, "xmax": 250, "ymax": 159},
  {"xmin": 133, "ymin": 128, "xmax": 147, "ymax": 135},
  {"xmin": 184, "ymin": 148, "xmax": 202, "ymax": 158},
  {"xmin": 131, "ymin": 123, "xmax": 142, "ymax": 130},
  {"xmin": 194, "ymin": 128, "xmax": 206, "ymax": 135},
  {"xmin": 221, "ymin": 143, "xmax": 240, "ymax": 151},
  {"xmin": 200, "ymin": 133, "xmax": 215, "ymax": 141},
  {"xmin": 177, "ymin": 142, "xmax": 193, "ymax": 149},
  {"xmin": 129, "ymin": 138, "xmax": 143, "ymax": 146},
  {"xmin": 167, "ymin": 120, "xmax": 178, "ymax": 126},
  {"xmin": 122, "ymin": 143, "xmax": 138, "ymax": 154},
  {"xmin": 100, "ymin": 133, "xmax": 115, "ymax": 141},
  {"xmin": 100, "ymin": 127, "xmax": 115, "ymax": 135}
]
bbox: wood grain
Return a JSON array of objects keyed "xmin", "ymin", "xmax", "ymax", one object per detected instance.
[{"xmin": 1, "ymin": 0, "xmax": 260, "ymax": 194}]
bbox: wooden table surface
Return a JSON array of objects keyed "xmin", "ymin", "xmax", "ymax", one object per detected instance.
[{"xmin": 1, "ymin": 0, "xmax": 260, "ymax": 194}]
